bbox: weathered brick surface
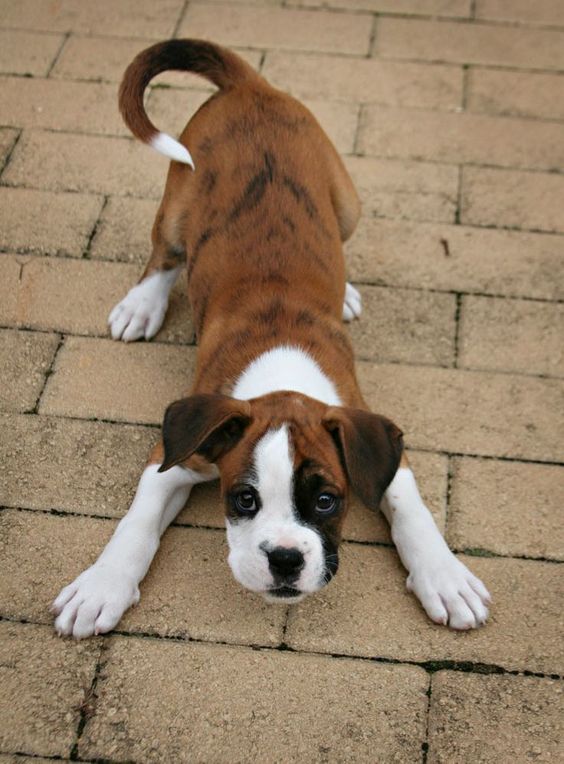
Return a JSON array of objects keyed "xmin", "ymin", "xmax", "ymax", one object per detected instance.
[
  {"xmin": 345, "ymin": 155, "xmax": 459, "ymax": 224},
  {"xmin": 15, "ymin": 256, "xmax": 194, "ymax": 343},
  {"xmin": 286, "ymin": 548, "xmax": 564, "ymax": 673},
  {"xmin": 293, "ymin": 0, "xmax": 471, "ymax": 16},
  {"xmin": 358, "ymin": 362, "xmax": 564, "ymax": 462},
  {"xmin": 0, "ymin": 77, "xmax": 127, "ymax": 136},
  {"xmin": 358, "ymin": 105, "xmax": 564, "ymax": 171},
  {"xmin": 0, "ymin": 187, "xmax": 103, "ymax": 256},
  {"xmin": 0, "ymin": 621, "xmax": 99, "ymax": 758},
  {"xmin": 0, "ymin": 127, "xmax": 18, "ymax": 166},
  {"xmin": 460, "ymin": 166, "xmax": 564, "ymax": 234},
  {"xmin": 0, "ymin": 413, "xmax": 155, "ymax": 516},
  {"xmin": 349, "ymin": 285, "xmax": 456, "ymax": 367},
  {"xmin": 467, "ymin": 68, "xmax": 564, "ymax": 121},
  {"xmin": 3, "ymin": 130, "xmax": 167, "ymax": 198},
  {"xmin": 0, "ymin": 29, "xmax": 64, "ymax": 76},
  {"xmin": 0, "ymin": 510, "xmax": 285, "ymax": 646},
  {"xmin": 448, "ymin": 457, "xmax": 564, "ymax": 561},
  {"xmin": 347, "ymin": 218, "xmax": 564, "ymax": 301},
  {"xmin": 263, "ymin": 51, "xmax": 463, "ymax": 110},
  {"xmin": 0, "ymin": 0, "xmax": 185, "ymax": 38},
  {"xmin": 39, "ymin": 336, "xmax": 196, "ymax": 424},
  {"xmin": 475, "ymin": 0, "xmax": 564, "ymax": 27},
  {"xmin": 0, "ymin": 329, "xmax": 59, "ymax": 413},
  {"xmin": 458, "ymin": 295, "xmax": 564, "ymax": 378},
  {"xmin": 428, "ymin": 672, "xmax": 564, "ymax": 764},
  {"xmin": 89, "ymin": 196, "xmax": 158, "ymax": 263},
  {"xmin": 0, "ymin": 254, "xmax": 22, "ymax": 325},
  {"xmin": 180, "ymin": 4, "xmax": 374, "ymax": 54},
  {"xmin": 80, "ymin": 637, "xmax": 428, "ymax": 762},
  {"xmin": 377, "ymin": 18, "xmax": 564, "ymax": 70}
]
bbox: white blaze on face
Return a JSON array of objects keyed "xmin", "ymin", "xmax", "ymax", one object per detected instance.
[{"xmin": 225, "ymin": 425, "xmax": 326, "ymax": 600}]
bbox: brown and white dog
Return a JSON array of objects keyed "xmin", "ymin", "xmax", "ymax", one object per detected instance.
[{"xmin": 52, "ymin": 40, "xmax": 490, "ymax": 638}]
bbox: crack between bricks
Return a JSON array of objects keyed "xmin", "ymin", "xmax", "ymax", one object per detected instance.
[
  {"xmin": 70, "ymin": 640, "xmax": 108, "ymax": 761},
  {"xmin": 29, "ymin": 333, "xmax": 65, "ymax": 415},
  {"xmin": 1, "ymin": 614, "xmax": 562, "ymax": 682},
  {"xmin": 46, "ymin": 31, "xmax": 70, "ymax": 78}
]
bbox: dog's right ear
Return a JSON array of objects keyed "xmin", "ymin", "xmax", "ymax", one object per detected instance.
[{"xmin": 159, "ymin": 394, "xmax": 252, "ymax": 472}]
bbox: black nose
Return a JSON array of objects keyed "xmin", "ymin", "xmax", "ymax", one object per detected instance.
[{"xmin": 267, "ymin": 547, "xmax": 304, "ymax": 579}]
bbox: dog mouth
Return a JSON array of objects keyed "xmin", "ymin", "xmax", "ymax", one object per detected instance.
[{"xmin": 262, "ymin": 585, "xmax": 305, "ymax": 603}]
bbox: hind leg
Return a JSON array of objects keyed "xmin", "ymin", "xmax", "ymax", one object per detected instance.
[{"xmin": 109, "ymin": 203, "xmax": 186, "ymax": 342}]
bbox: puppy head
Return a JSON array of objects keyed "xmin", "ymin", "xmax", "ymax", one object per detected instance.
[{"xmin": 160, "ymin": 391, "xmax": 403, "ymax": 603}]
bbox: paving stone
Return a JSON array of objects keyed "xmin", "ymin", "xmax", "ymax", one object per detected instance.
[
  {"xmin": 0, "ymin": 126, "xmax": 18, "ymax": 167},
  {"xmin": 347, "ymin": 218, "xmax": 564, "ymax": 301},
  {"xmin": 467, "ymin": 67, "xmax": 564, "ymax": 122},
  {"xmin": 179, "ymin": 3, "xmax": 373, "ymax": 55},
  {"xmin": 52, "ymin": 34, "xmax": 262, "ymax": 88},
  {"xmin": 428, "ymin": 672, "xmax": 564, "ymax": 764},
  {"xmin": 0, "ymin": 757, "xmax": 68, "ymax": 764},
  {"xmin": 0, "ymin": 254, "xmax": 24, "ymax": 325},
  {"xmin": 286, "ymin": 547, "xmax": 564, "ymax": 673},
  {"xmin": 0, "ymin": 329, "xmax": 59, "ymax": 413},
  {"xmin": 377, "ymin": 17, "xmax": 564, "ymax": 70},
  {"xmin": 357, "ymin": 105, "xmax": 564, "ymax": 172},
  {"xmin": 460, "ymin": 166, "xmax": 564, "ymax": 234},
  {"xmin": 39, "ymin": 336, "xmax": 196, "ymax": 424},
  {"xmin": 3, "ymin": 130, "xmax": 168, "ymax": 198},
  {"xmin": 16, "ymin": 256, "xmax": 194, "ymax": 343},
  {"xmin": 145, "ymin": 87, "xmax": 219, "ymax": 141},
  {"xmin": 0, "ymin": 0, "xmax": 185, "ymax": 38},
  {"xmin": 292, "ymin": 0, "xmax": 471, "ymax": 16},
  {"xmin": 345, "ymin": 155, "xmax": 458, "ymax": 223},
  {"xmin": 303, "ymin": 99, "xmax": 359, "ymax": 155},
  {"xmin": 357, "ymin": 361, "xmax": 564, "ymax": 462},
  {"xmin": 0, "ymin": 77, "xmax": 127, "ymax": 136},
  {"xmin": 80, "ymin": 636, "xmax": 428, "ymax": 762},
  {"xmin": 0, "ymin": 186, "xmax": 103, "ymax": 256},
  {"xmin": 263, "ymin": 51, "xmax": 463, "ymax": 110},
  {"xmin": 0, "ymin": 29, "xmax": 64, "ymax": 76},
  {"xmin": 447, "ymin": 457, "xmax": 564, "ymax": 561},
  {"xmin": 475, "ymin": 0, "xmax": 564, "ymax": 27},
  {"xmin": 458, "ymin": 295, "xmax": 564, "ymax": 377},
  {"xmin": 89, "ymin": 196, "xmax": 159, "ymax": 263},
  {"xmin": 0, "ymin": 621, "xmax": 99, "ymax": 758},
  {"xmin": 348, "ymin": 284, "xmax": 456, "ymax": 367},
  {"xmin": 0, "ymin": 413, "xmax": 156, "ymax": 516},
  {"xmin": 0, "ymin": 510, "xmax": 285, "ymax": 645}
]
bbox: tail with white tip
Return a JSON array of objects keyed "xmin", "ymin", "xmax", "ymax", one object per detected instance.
[{"xmin": 119, "ymin": 39, "xmax": 261, "ymax": 169}]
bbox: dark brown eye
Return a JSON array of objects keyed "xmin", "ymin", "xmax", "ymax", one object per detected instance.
[
  {"xmin": 235, "ymin": 489, "xmax": 257, "ymax": 514},
  {"xmin": 316, "ymin": 493, "xmax": 338, "ymax": 514}
]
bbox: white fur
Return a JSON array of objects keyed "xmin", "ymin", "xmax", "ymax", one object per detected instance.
[
  {"xmin": 342, "ymin": 282, "xmax": 362, "ymax": 322},
  {"xmin": 232, "ymin": 345, "xmax": 342, "ymax": 405},
  {"xmin": 382, "ymin": 467, "xmax": 491, "ymax": 630},
  {"xmin": 151, "ymin": 132, "xmax": 195, "ymax": 169},
  {"xmin": 226, "ymin": 426, "xmax": 325, "ymax": 602},
  {"xmin": 52, "ymin": 463, "xmax": 215, "ymax": 638},
  {"xmin": 108, "ymin": 266, "xmax": 181, "ymax": 342}
]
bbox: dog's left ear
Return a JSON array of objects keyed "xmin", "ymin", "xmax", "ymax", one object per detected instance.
[
  {"xmin": 323, "ymin": 407, "xmax": 403, "ymax": 510},
  {"xmin": 159, "ymin": 394, "xmax": 252, "ymax": 472}
]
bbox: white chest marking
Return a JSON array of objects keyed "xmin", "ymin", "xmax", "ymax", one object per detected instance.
[{"xmin": 232, "ymin": 345, "xmax": 342, "ymax": 405}]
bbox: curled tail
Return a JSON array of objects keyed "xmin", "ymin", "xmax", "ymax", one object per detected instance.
[{"xmin": 119, "ymin": 39, "xmax": 261, "ymax": 168}]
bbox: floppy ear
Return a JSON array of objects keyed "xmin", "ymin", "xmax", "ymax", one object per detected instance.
[
  {"xmin": 323, "ymin": 407, "xmax": 403, "ymax": 510},
  {"xmin": 159, "ymin": 394, "xmax": 252, "ymax": 472}
]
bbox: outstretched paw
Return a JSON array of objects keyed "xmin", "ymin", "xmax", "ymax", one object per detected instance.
[
  {"xmin": 51, "ymin": 564, "xmax": 139, "ymax": 639},
  {"xmin": 108, "ymin": 269, "xmax": 178, "ymax": 342},
  {"xmin": 407, "ymin": 554, "xmax": 491, "ymax": 630},
  {"xmin": 342, "ymin": 282, "xmax": 362, "ymax": 322}
]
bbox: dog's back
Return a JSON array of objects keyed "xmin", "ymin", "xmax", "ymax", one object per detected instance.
[{"xmin": 119, "ymin": 39, "xmax": 361, "ymax": 395}]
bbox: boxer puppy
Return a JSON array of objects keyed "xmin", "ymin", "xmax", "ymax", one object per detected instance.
[{"xmin": 52, "ymin": 40, "xmax": 490, "ymax": 638}]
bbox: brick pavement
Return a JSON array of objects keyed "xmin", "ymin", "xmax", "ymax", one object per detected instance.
[{"xmin": 0, "ymin": 1, "xmax": 563, "ymax": 761}]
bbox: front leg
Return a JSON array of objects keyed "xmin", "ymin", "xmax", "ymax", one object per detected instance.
[
  {"xmin": 382, "ymin": 466, "xmax": 491, "ymax": 629},
  {"xmin": 52, "ymin": 460, "xmax": 214, "ymax": 639}
]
